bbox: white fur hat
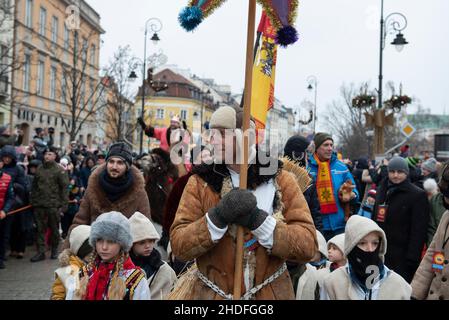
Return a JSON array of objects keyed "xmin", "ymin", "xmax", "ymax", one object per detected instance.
[
  {"xmin": 210, "ymin": 106, "xmax": 237, "ymax": 129},
  {"xmin": 316, "ymin": 230, "xmax": 328, "ymax": 259},
  {"xmin": 90, "ymin": 211, "xmax": 133, "ymax": 252},
  {"xmin": 344, "ymin": 215, "xmax": 387, "ymax": 260},
  {"xmin": 69, "ymin": 225, "xmax": 91, "ymax": 255},
  {"xmin": 327, "ymin": 233, "xmax": 345, "ymax": 256},
  {"xmin": 129, "ymin": 212, "xmax": 160, "ymax": 243}
]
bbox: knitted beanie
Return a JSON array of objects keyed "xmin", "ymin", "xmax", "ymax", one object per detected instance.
[
  {"xmin": 89, "ymin": 211, "xmax": 133, "ymax": 252},
  {"xmin": 210, "ymin": 106, "xmax": 237, "ymax": 129},
  {"xmin": 284, "ymin": 135, "xmax": 310, "ymax": 160},
  {"xmin": 344, "ymin": 215, "xmax": 387, "ymax": 261},
  {"xmin": 422, "ymin": 158, "xmax": 438, "ymax": 173},
  {"xmin": 316, "ymin": 230, "xmax": 328, "ymax": 259},
  {"xmin": 367, "ymin": 188, "xmax": 377, "ymax": 198},
  {"xmin": 129, "ymin": 212, "xmax": 160, "ymax": 243},
  {"xmin": 328, "ymin": 233, "xmax": 345, "ymax": 256},
  {"xmin": 313, "ymin": 132, "xmax": 333, "ymax": 150},
  {"xmin": 69, "ymin": 225, "xmax": 91, "ymax": 256},
  {"xmin": 106, "ymin": 142, "xmax": 133, "ymax": 168},
  {"xmin": 388, "ymin": 156, "xmax": 409, "ymax": 174},
  {"xmin": 405, "ymin": 156, "xmax": 419, "ymax": 168}
]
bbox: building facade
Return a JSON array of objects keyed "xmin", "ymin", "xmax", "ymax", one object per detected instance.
[
  {"xmin": 0, "ymin": 0, "xmax": 15, "ymax": 126},
  {"xmin": 134, "ymin": 66, "xmax": 236, "ymax": 151},
  {"xmin": 11, "ymin": 0, "xmax": 104, "ymax": 149}
]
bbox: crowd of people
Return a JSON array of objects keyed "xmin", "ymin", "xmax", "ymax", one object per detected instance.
[{"xmin": 0, "ymin": 106, "xmax": 448, "ymax": 300}]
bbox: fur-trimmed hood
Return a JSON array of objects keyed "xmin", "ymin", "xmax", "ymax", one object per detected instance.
[
  {"xmin": 58, "ymin": 249, "xmax": 85, "ymax": 268},
  {"xmin": 86, "ymin": 164, "xmax": 147, "ymax": 214}
]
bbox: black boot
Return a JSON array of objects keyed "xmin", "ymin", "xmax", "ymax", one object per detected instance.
[
  {"xmin": 30, "ymin": 252, "xmax": 45, "ymax": 262},
  {"xmin": 50, "ymin": 247, "xmax": 59, "ymax": 260}
]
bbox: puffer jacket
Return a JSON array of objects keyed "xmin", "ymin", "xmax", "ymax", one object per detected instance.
[{"xmin": 308, "ymin": 152, "xmax": 359, "ymax": 232}]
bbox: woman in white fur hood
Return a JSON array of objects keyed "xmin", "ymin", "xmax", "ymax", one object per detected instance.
[{"xmin": 322, "ymin": 215, "xmax": 412, "ymax": 300}]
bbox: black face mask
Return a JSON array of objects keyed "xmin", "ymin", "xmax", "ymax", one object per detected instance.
[{"xmin": 348, "ymin": 243, "xmax": 382, "ymax": 284}]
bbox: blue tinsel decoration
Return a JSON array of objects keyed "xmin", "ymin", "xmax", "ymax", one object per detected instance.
[
  {"xmin": 275, "ymin": 25, "xmax": 299, "ymax": 47},
  {"xmin": 178, "ymin": 6, "xmax": 203, "ymax": 32}
]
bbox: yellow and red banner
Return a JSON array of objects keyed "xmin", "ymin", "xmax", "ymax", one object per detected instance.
[{"xmin": 251, "ymin": 12, "xmax": 277, "ymax": 132}]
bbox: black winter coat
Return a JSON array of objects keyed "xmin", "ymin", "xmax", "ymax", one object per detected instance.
[
  {"xmin": 373, "ymin": 178, "xmax": 430, "ymax": 283},
  {"xmin": 303, "ymin": 182, "xmax": 323, "ymax": 233}
]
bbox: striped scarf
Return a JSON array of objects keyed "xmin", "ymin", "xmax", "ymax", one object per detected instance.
[{"xmin": 314, "ymin": 154, "xmax": 338, "ymax": 214}]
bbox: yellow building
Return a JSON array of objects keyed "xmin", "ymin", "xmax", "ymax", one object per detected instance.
[
  {"xmin": 11, "ymin": 0, "xmax": 104, "ymax": 148},
  {"xmin": 134, "ymin": 68, "xmax": 219, "ymax": 151}
]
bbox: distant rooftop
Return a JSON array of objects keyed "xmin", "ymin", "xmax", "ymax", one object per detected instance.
[{"xmin": 408, "ymin": 114, "xmax": 449, "ymax": 130}]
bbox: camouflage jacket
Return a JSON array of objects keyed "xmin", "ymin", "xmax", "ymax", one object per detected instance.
[{"xmin": 31, "ymin": 161, "xmax": 69, "ymax": 208}]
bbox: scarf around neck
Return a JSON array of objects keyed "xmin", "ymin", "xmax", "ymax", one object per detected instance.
[
  {"xmin": 130, "ymin": 249, "xmax": 164, "ymax": 279},
  {"xmin": 314, "ymin": 154, "xmax": 338, "ymax": 214},
  {"xmin": 99, "ymin": 169, "xmax": 133, "ymax": 203},
  {"xmin": 85, "ymin": 256, "xmax": 136, "ymax": 300}
]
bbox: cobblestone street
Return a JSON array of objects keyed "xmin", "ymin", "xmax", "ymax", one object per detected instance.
[{"xmin": 0, "ymin": 246, "xmax": 58, "ymax": 300}]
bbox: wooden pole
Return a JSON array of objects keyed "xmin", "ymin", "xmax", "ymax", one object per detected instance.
[{"xmin": 233, "ymin": 0, "xmax": 256, "ymax": 300}]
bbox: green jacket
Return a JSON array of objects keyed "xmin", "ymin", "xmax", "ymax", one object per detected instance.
[
  {"xmin": 427, "ymin": 193, "xmax": 447, "ymax": 247},
  {"xmin": 31, "ymin": 161, "xmax": 69, "ymax": 208}
]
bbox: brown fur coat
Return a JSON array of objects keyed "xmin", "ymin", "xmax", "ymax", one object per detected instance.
[
  {"xmin": 170, "ymin": 163, "xmax": 317, "ymax": 300},
  {"xmin": 65, "ymin": 164, "xmax": 151, "ymax": 247}
]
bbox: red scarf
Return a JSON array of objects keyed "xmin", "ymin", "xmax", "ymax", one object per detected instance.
[{"xmin": 85, "ymin": 256, "xmax": 136, "ymax": 300}]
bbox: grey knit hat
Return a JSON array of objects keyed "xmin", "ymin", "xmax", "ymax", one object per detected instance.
[
  {"xmin": 89, "ymin": 211, "xmax": 133, "ymax": 252},
  {"xmin": 388, "ymin": 156, "xmax": 409, "ymax": 174},
  {"xmin": 422, "ymin": 158, "xmax": 438, "ymax": 173}
]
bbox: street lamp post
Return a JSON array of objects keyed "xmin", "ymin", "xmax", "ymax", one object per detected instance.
[
  {"xmin": 139, "ymin": 18, "xmax": 162, "ymax": 155},
  {"xmin": 307, "ymin": 75, "xmax": 318, "ymax": 134},
  {"xmin": 375, "ymin": 0, "xmax": 408, "ymax": 155},
  {"xmin": 201, "ymin": 89, "xmax": 211, "ymax": 126}
]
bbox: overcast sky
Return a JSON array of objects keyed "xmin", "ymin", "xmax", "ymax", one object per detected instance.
[{"xmin": 88, "ymin": 0, "xmax": 449, "ymax": 132}]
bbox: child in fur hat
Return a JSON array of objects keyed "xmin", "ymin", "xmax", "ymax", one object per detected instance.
[
  {"xmin": 322, "ymin": 215, "xmax": 411, "ymax": 300},
  {"xmin": 51, "ymin": 225, "xmax": 93, "ymax": 300},
  {"xmin": 129, "ymin": 212, "xmax": 177, "ymax": 300},
  {"xmin": 74, "ymin": 211, "xmax": 151, "ymax": 300},
  {"xmin": 296, "ymin": 230, "xmax": 331, "ymax": 300},
  {"xmin": 327, "ymin": 234, "xmax": 346, "ymax": 272}
]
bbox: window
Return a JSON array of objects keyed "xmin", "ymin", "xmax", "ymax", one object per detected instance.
[
  {"xmin": 180, "ymin": 110, "xmax": 187, "ymax": 121},
  {"xmin": 39, "ymin": 7, "xmax": 47, "ymax": 36},
  {"xmin": 36, "ymin": 60, "xmax": 45, "ymax": 95},
  {"xmin": 61, "ymin": 73, "xmax": 67, "ymax": 103},
  {"xmin": 59, "ymin": 132, "xmax": 65, "ymax": 147},
  {"xmin": 63, "ymin": 24, "xmax": 70, "ymax": 49},
  {"xmin": 25, "ymin": 0, "xmax": 33, "ymax": 28},
  {"xmin": 23, "ymin": 54, "xmax": 31, "ymax": 91},
  {"xmin": 90, "ymin": 45, "xmax": 96, "ymax": 66},
  {"xmin": 80, "ymin": 82, "xmax": 86, "ymax": 107},
  {"xmin": 82, "ymin": 38, "xmax": 88, "ymax": 63},
  {"xmin": 156, "ymin": 109, "xmax": 165, "ymax": 120},
  {"xmin": 0, "ymin": 45, "xmax": 7, "ymax": 66},
  {"xmin": 51, "ymin": 16, "xmax": 58, "ymax": 43},
  {"xmin": 50, "ymin": 66, "xmax": 57, "ymax": 100},
  {"xmin": 88, "ymin": 82, "xmax": 94, "ymax": 111}
]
